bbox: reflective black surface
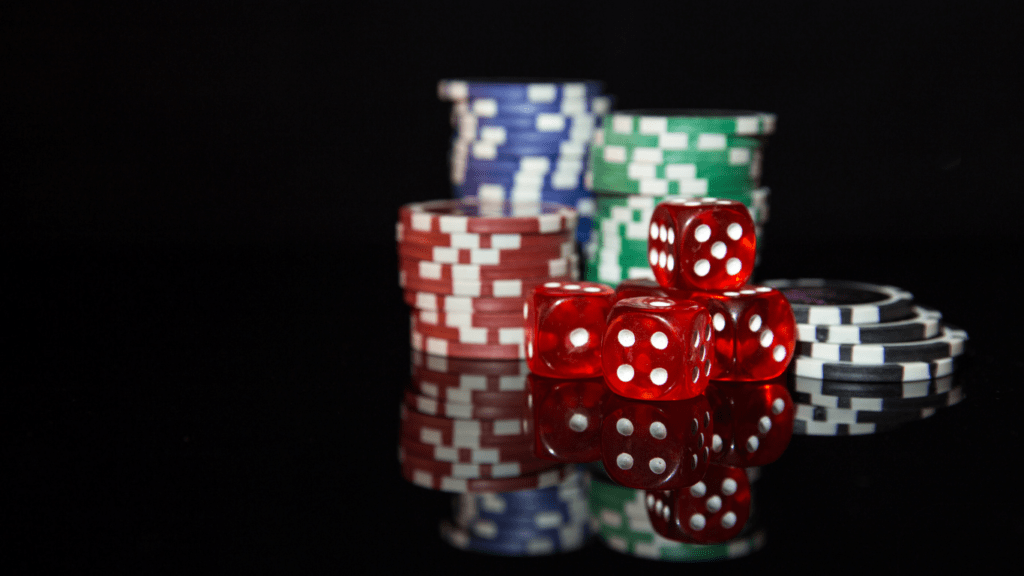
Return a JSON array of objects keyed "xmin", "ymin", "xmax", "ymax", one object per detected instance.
[{"xmin": 7, "ymin": 2, "xmax": 1019, "ymax": 572}]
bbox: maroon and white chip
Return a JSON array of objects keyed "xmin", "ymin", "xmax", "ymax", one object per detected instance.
[
  {"xmin": 399, "ymin": 461, "xmax": 578, "ymax": 493},
  {"xmin": 412, "ymin": 330, "xmax": 526, "ymax": 359},
  {"xmin": 399, "ymin": 434, "xmax": 540, "ymax": 465},
  {"xmin": 411, "ymin": 316, "xmax": 525, "ymax": 346},
  {"xmin": 413, "ymin": 365, "xmax": 529, "ymax": 395},
  {"xmin": 400, "ymin": 268, "xmax": 574, "ymax": 298},
  {"xmin": 395, "ymin": 428, "xmax": 536, "ymax": 455},
  {"xmin": 404, "ymin": 388, "xmax": 529, "ymax": 419},
  {"xmin": 413, "ymin": 308, "xmax": 526, "ymax": 330},
  {"xmin": 397, "ymin": 222, "xmax": 574, "ymax": 250},
  {"xmin": 411, "ymin": 376, "xmax": 530, "ymax": 405},
  {"xmin": 398, "ymin": 239, "xmax": 576, "ymax": 266},
  {"xmin": 400, "ymin": 402, "xmax": 529, "ymax": 437},
  {"xmin": 405, "ymin": 291, "xmax": 528, "ymax": 313},
  {"xmin": 399, "ymin": 254, "xmax": 578, "ymax": 283},
  {"xmin": 400, "ymin": 417, "xmax": 532, "ymax": 448},
  {"xmin": 410, "ymin": 350, "xmax": 529, "ymax": 376},
  {"xmin": 398, "ymin": 199, "xmax": 577, "ymax": 235},
  {"xmin": 398, "ymin": 449, "xmax": 557, "ymax": 479}
]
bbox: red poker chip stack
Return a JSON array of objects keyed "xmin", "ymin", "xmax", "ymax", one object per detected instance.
[
  {"xmin": 397, "ymin": 198, "xmax": 580, "ymax": 360},
  {"xmin": 399, "ymin": 350, "xmax": 573, "ymax": 493}
]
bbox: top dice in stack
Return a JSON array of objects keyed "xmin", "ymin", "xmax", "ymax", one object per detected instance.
[{"xmin": 645, "ymin": 198, "xmax": 796, "ymax": 382}]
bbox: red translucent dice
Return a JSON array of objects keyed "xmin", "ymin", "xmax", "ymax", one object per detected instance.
[
  {"xmin": 602, "ymin": 296, "xmax": 713, "ymax": 401},
  {"xmin": 612, "ymin": 282, "xmax": 796, "ymax": 382},
  {"xmin": 599, "ymin": 394, "xmax": 712, "ymax": 491},
  {"xmin": 687, "ymin": 286, "xmax": 796, "ymax": 381},
  {"xmin": 648, "ymin": 198, "xmax": 756, "ymax": 291},
  {"xmin": 645, "ymin": 464, "xmax": 751, "ymax": 544},
  {"xmin": 528, "ymin": 374, "xmax": 609, "ymax": 463},
  {"xmin": 706, "ymin": 380, "xmax": 794, "ymax": 467},
  {"xmin": 525, "ymin": 280, "xmax": 616, "ymax": 378}
]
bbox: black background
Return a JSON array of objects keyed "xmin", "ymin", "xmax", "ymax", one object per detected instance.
[{"xmin": 6, "ymin": 2, "xmax": 1021, "ymax": 572}]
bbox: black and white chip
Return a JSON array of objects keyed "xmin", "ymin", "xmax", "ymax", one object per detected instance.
[
  {"xmin": 790, "ymin": 382, "xmax": 964, "ymax": 411},
  {"xmin": 794, "ymin": 306, "xmax": 942, "ymax": 344},
  {"xmin": 762, "ymin": 278, "xmax": 914, "ymax": 325},
  {"xmin": 790, "ymin": 355, "xmax": 955, "ymax": 383},
  {"xmin": 792, "ymin": 419, "xmax": 908, "ymax": 436},
  {"xmin": 793, "ymin": 402, "xmax": 957, "ymax": 425},
  {"xmin": 794, "ymin": 324, "xmax": 967, "ymax": 364},
  {"xmin": 788, "ymin": 373, "xmax": 958, "ymax": 398}
]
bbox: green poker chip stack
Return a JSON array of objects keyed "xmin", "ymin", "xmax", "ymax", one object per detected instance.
[
  {"xmin": 584, "ymin": 109, "xmax": 776, "ymax": 286},
  {"xmin": 588, "ymin": 473, "xmax": 766, "ymax": 562}
]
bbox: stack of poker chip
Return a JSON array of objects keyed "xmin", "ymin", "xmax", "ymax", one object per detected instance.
[
  {"xmin": 585, "ymin": 110, "xmax": 775, "ymax": 285},
  {"xmin": 762, "ymin": 279, "xmax": 968, "ymax": 436},
  {"xmin": 438, "ymin": 79, "xmax": 613, "ymax": 247},
  {"xmin": 588, "ymin": 464, "xmax": 766, "ymax": 561},
  {"xmin": 399, "ymin": 351, "xmax": 591, "ymax": 555},
  {"xmin": 398, "ymin": 198, "xmax": 579, "ymax": 360}
]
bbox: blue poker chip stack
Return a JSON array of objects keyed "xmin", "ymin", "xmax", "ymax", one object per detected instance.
[
  {"xmin": 440, "ymin": 466, "xmax": 593, "ymax": 556},
  {"xmin": 438, "ymin": 78, "xmax": 613, "ymax": 249}
]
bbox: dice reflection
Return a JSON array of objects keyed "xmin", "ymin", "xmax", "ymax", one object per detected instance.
[
  {"xmin": 645, "ymin": 463, "xmax": 752, "ymax": 544},
  {"xmin": 706, "ymin": 379, "xmax": 795, "ymax": 467},
  {"xmin": 528, "ymin": 374, "xmax": 609, "ymax": 463}
]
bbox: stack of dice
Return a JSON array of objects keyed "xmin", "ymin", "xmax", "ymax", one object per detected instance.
[{"xmin": 524, "ymin": 197, "xmax": 798, "ymax": 548}]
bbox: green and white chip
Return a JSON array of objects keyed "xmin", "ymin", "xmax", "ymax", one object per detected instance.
[{"xmin": 605, "ymin": 110, "xmax": 777, "ymax": 137}]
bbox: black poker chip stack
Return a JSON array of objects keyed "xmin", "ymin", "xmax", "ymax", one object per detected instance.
[{"xmin": 761, "ymin": 278, "xmax": 968, "ymax": 436}]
